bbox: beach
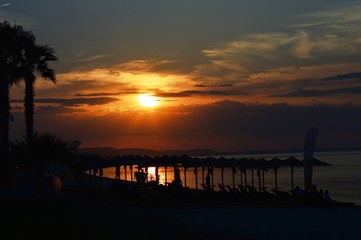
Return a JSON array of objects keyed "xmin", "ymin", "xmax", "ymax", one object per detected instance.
[
  {"xmin": 3, "ymin": 151, "xmax": 360, "ymax": 240},
  {"xmin": 2, "ymin": 190, "xmax": 360, "ymax": 240},
  {"xmin": 102, "ymin": 151, "xmax": 361, "ymax": 206}
]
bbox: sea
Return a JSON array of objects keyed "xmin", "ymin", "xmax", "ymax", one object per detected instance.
[{"xmin": 103, "ymin": 150, "xmax": 361, "ymax": 206}]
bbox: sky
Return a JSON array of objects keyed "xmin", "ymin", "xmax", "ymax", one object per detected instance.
[{"xmin": 2, "ymin": 0, "xmax": 361, "ymax": 152}]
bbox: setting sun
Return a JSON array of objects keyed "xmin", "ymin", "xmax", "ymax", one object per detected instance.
[{"xmin": 137, "ymin": 94, "xmax": 160, "ymax": 107}]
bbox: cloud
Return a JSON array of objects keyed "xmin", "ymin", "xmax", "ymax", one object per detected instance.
[
  {"xmin": 191, "ymin": 2, "xmax": 361, "ymax": 87},
  {"xmin": 71, "ymin": 54, "xmax": 112, "ymax": 63},
  {"xmin": 75, "ymin": 91, "xmax": 139, "ymax": 97},
  {"xmin": 14, "ymin": 99, "xmax": 361, "ymax": 151},
  {"xmin": 155, "ymin": 90, "xmax": 247, "ymax": 98},
  {"xmin": 0, "ymin": 3, "xmax": 10, "ymax": 8},
  {"xmin": 110, "ymin": 59, "xmax": 179, "ymax": 74},
  {"xmin": 291, "ymin": 2, "xmax": 361, "ymax": 29},
  {"xmin": 269, "ymin": 87, "xmax": 361, "ymax": 97},
  {"xmin": 323, "ymin": 72, "xmax": 361, "ymax": 81},
  {"xmin": 11, "ymin": 97, "xmax": 119, "ymax": 106},
  {"xmin": 201, "ymin": 32, "xmax": 361, "ymax": 72},
  {"xmin": 194, "ymin": 83, "xmax": 233, "ymax": 88}
]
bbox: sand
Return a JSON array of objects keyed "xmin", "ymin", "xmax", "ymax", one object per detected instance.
[{"xmin": 1, "ymin": 188, "xmax": 360, "ymax": 240}]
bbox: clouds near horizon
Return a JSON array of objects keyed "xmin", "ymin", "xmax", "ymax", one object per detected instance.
[{"xmin": 4, "ymin": 1, "xmax": 361, "ymax": 151}]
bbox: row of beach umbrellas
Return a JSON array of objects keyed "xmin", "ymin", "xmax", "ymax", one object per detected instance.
[{"xmin": 74, "ymin": 153, "xmax": 330, "ymax": 171}]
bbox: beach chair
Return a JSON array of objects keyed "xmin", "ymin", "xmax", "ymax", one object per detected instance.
[{"xmin": 218, "ymin": 183, "xmax": 228, "ymax": 192}]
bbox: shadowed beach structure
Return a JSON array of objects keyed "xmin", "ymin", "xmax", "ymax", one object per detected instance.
[
  {"xmin": 1, "ymin": 18, "xmax": 360, "ymax": 240},
  {"xmin": 69, "ymin": 153, "xmax": 354, "ymax": 208}
]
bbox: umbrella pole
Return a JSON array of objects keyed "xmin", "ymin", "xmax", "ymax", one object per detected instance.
[
  {"xmin": 194, "ymin": 167, "xmax": 198, "ymax": 190},
  {"xmin": 221, "ymin": 167, "xmax": 224, "ymax": 188},
  {"xmin": 145, "ymin": 167, "xmax": 148, "ymax": 183},
  {"xmin": 258, "ymin": 168, "xmax": 261, "ymax": 192},
  {"xmin": 130, "ymin": 165, "xmax": 133, "ymax": 182},
  {"xmin": 244, "ymin": 169, "xmax": 247, "ymax": 187},
  {"xmin": 202, "ymin": 166, "xmax": 205, "ymax": 190},
  {"xmin": 232, "ymin": 168, "xmax": 236, "ymax": 189},
  {"xmin": 274, "ymin": 168, "xmax": 278, "ymax": 190},
  {"xmin": 240, "ymin": 168, "xmax": 243, "ymax": 187},
  {"xmin": 89, "ymin": 169, "xmax": 92, "ymax": 189},
  {"xmin": 262, "ymin": 169, "xmax": 265, "ymax": 191},
  {"xmin": 124, "ymin": 165, "xmax": 127, "ymax": 181},
  {"xmin": 211, "ymin": 166, "xmax": 214, "ymax": 190},
  {"xmin": 184, "ymin": 166, "xmax": 187, "ymax": 188},
  {"xmin": 291, "ymin": 165, "xmax": 294, "ymax": 191},
  {"xmin": 251, "ymin": 168, "xmax": 254, "ymax": 187}
]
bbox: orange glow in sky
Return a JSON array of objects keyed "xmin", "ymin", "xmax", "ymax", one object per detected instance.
[{"xmin": 137, "ymin": 94, "xmax": 160, "ymax": 108}]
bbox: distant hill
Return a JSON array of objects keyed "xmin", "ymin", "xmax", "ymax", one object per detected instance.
[
  {"xmin": 77, "ymin": 147, "xmax": 220, "ymax": 160},
  {"xmin": 77, "ymin": 146, "xmax": 361, "ymax": 160}
]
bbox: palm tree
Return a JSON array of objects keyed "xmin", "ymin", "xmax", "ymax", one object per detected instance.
[
  {"xmin": 22, "ymin": 43, "xmax": 57, "ymax": 141},
  {"xmin": 11, "ymin": 133, "xmax": 69, "ymax": 193},
  {"xmin": 0, "ymin": 21, "xmax": 33, "ymax": 162}
]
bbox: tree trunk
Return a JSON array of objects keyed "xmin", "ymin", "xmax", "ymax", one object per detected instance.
[
  {"xmin": 0, "ymin": 77, "xmax": 10, "ymax": 162},
  {"xmin": 25, "ymin": 74, "xmax": 35, "ymax": 141}
]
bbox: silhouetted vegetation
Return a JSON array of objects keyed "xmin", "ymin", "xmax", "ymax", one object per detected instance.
[{"xmin": 0, "ymin": 20, "xmax": 58, "ymax": 188}]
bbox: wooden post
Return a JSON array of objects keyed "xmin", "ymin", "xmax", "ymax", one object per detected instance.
[
  {"xmin": 164, "ymin": 166, "xmax": 168, "ymax": 185},
  {"xmin": 93, "ymin": 169, "xmax": 96, "ymax": 190},
  {"xmin": 130, "ymin": 165, "xmax": 133, "ymax": 182},
  {"xmin": 184, "ymin": 166, "xmax": 187, "ymax": 188},
  {"xmin": 262, "ymin": 169, "xmax": 265, "ymax": 191},
  {"xmin": 89, "ymin": 169, "xmax": 92, "ymax": 189},
  {"xmin": 232, "ymin": 167, "xmax": 236, "ymax": 189},
  {"xmin": 124, "ymin": 165, "xmax": 127, "ymax": 181},
  {"xmin": 155, "ymin": 166, "xmax": 159, "ymax": 184},
  {"xmin": 251, "ymin": 168, "xmax": 254, "ymax": 187},
  {"xmin": 145, "ymin": 167, "xmax": 148, "ymax": 183},
  {"xmin": 211, "ymin": 166, "xmax": 214, "ymax": 190},
  {"xmin": 243, "ymin": 169, "xmax": 247, "ymax": 187},
  {"xmin": 202, "ymin": 166, "xmax": 205, "ymax": 190},
  {"xmin": 257, "ymin": 168, "xmax": 261, "ymax": 192},
  {"xmin": 291, "ymin": 165, "xmax": 294, "ymax": 191},
  {"xmin": 194, "ymin": 167, "xmax": 198, "ymax": 190},
  {"xmin": 221, "ymin": 167, "xmax": 224, "ymax": 188},
  {"xmin": 239, "ymin": 168, "xmax": 243, "ymax": 187},
  {"xmin": 274, "ymin": 167, "xmax": 278, "ymax": 190},
  {"xmin": 99, "ymin": 168, "xmax": 103, "ymax": 192}
]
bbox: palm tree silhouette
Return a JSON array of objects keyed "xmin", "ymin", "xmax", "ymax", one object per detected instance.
[
  {"xmin": 22, "ymin": 42, "xmax": 57, "ymax": 140},
  {"xmin": 11, "ymin": 133, "xmax": 68, "ymax": 193},
  {"xmin": 0, "ymin": 21, "xmax": 32, "ymax": 162}
]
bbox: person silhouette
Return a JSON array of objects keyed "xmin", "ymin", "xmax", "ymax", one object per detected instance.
[
  {"xmin": 324, "ymin": 190, "xmax": 331, "ymax": 200},
  {"xmin": 115, "ymin": 165, "xmax": 120, "ymax": 179},
  {"xmin": 205, "ymin": 172, "xmax": 211, "ymax": 190}
]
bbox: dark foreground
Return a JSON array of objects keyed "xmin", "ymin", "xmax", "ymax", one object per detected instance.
[{"xmin": 1, "ymin": 187, "xmax": 360, "ymax": 240}]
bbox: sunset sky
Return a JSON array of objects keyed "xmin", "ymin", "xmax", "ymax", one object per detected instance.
[{"xmin": 2, "ymin": 0, "xmax": 361, "ymax": 152}]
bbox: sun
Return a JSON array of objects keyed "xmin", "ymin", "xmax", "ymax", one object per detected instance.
[{"xmin": 137, "ymin": 94, "xmax": 160, "ymax": 107}]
